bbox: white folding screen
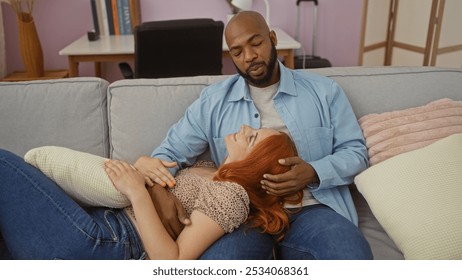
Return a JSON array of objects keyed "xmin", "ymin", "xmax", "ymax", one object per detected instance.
[{"xmin": 359, "ymin": 0, "xmax": 462, "ymax": 67}]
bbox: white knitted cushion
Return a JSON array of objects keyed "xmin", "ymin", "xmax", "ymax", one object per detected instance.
[
  {"xmin": 354, "ymin": 133, "xmax": 462, "ymax": 259},
  {"xmin": 24, "ymin": 146, "xmax": 130, "ymax": 208}
]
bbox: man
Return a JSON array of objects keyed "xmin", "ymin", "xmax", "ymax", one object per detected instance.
[{"xmin": 135, "ymin": 11, "xmax": 372, "ymax": 259}]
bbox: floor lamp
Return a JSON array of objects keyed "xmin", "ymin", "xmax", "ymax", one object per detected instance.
[{"xmin": 231, "ymin": 0, "xmax": 271, "ymax": 27}]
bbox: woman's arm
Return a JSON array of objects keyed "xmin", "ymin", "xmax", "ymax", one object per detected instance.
[{"xmin": 105, "ymin": 160, "xmax": 224, "ymax": 259}]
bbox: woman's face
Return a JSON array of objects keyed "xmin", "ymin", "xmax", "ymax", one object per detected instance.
[{"xmin": 224, "ymin": 125, "xmax": 279, "ymax": 163}]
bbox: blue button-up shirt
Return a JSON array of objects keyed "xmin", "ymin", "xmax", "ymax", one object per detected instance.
[{"xmin": 152, "ymin": 62, "xmax": 368, "ymax": 225}]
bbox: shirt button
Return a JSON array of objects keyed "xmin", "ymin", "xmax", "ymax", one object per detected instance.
[{"xmin": 254, "ymin": 113, "xmax": 259, "ymax": 118}]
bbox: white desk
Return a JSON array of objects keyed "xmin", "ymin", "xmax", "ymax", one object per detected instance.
[{"xmin": 59, "ymin": 28, "xmax": 301, "ymax": 77}]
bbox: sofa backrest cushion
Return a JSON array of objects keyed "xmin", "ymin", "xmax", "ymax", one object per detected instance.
[
  {"xmin": 107, "ymin": 67, "xmax": 462, "ymax": 164},
  {"xmin": 0, "ymin": 77, "xmax": 109, "ymax": 157},
  {"xmin": 107, "ymin": 76, "xmax": 228, "ymax": 163},
  {"xmin": 310, "ymin": 67, "xmax": 462, "ymax": 118}
]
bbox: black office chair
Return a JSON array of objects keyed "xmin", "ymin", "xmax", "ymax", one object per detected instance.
[{"xmin": 119, "ymin": 18, "xmax": 224, "ymax": 79}]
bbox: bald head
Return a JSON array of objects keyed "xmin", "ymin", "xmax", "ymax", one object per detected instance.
[
  {"xmin": 225, "ymin": 11, "xmax": 270, "ymax": 47},
  {"xmin": 224, "ymin": 11, "xmax": 279, "ymax": 87}
]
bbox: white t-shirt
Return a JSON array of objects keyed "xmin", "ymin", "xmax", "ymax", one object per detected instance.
[{"xmin": 249, "ymin": 83, "xmax": 319, "ymax": 208}]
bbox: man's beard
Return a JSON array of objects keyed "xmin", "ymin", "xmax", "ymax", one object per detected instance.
[{"xmin": 235, "ymin": 42, "xmax": 278, "ymax": 87}]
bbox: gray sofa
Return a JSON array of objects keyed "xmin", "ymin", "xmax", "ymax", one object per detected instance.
[{"xmin": 1, "ymin": 66, "xmax": 461, "ymax": 259}]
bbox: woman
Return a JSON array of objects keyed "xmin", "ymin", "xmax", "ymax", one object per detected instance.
[{"xmin": 0, "ymin": 125, "xmax": 301, "ymax": 260}]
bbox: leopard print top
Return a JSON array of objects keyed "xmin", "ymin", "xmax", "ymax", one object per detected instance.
[{"xmin": 126, "ymin": 161, "xmax": 250, "ymax": 233}]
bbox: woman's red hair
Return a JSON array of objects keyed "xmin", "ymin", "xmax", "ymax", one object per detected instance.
[{"xmin": 213, "ymin": 132, "xmax": 303, "ymax": 240}]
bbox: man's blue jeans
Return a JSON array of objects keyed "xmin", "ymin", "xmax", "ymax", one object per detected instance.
[
  {"xmin": 0, "ymin": 149, "xmax": 144, "ymax": 260},
  {"xmin": 200, "ymin": 205, "xmax": 373, "ymax": 260}
]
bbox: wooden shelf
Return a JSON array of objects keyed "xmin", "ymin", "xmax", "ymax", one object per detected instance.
[{"xmin": 2, "ymin": 69, "xmax": 69, "ymax": 82}]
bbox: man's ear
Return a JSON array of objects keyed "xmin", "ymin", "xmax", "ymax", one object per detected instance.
[{"xmin": 269, "ymin": 30, "xmax": 278, "ymax": 46}]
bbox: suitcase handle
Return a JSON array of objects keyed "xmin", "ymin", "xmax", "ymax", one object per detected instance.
[{"xmin": 297, "ymin": 0, "xmax": 318, "ymax": 6}]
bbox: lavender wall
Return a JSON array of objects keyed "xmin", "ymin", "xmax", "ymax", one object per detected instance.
[{"xmin": 1, "ymin": 0, "xmax": 363, "ymax": 82}]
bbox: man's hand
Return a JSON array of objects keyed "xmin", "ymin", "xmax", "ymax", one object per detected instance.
[
  {"xmin": 261, "ymin": 156, "xmax": 319, "ymax": 196},
  {"xmin": 134, "ymin": 156, "xmax": 177, "ymax": 188},
  {"xmin": 147, "ymin": 184, "xmax": 191, "ymax": 240}
]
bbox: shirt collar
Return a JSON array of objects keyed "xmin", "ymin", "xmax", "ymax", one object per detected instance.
[
  {"xmin": 278, "ymin": 61, "xmax": 298, "ymax": 97},
  {"xmin": 228, "ymin": 61, "xmax": 297, "ymax": 102}
]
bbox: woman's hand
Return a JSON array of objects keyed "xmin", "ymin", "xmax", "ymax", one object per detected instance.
[
  {"xmin": 133, "ymin": 156, "xmax": 177, "ymax": 188},
  {"xmin": 105, "ymin": 160, "xmax": 146, "ymax": 200},
  {"xmin": 261, "ymin": 156, "xmax": 319, "ymax": 196}
]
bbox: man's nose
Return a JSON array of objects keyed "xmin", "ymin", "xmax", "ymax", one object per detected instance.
[{"xmin": 243, "ymin": 47, "xmax": 257, "ymax": 63}]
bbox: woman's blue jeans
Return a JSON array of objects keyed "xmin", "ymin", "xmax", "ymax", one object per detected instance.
[
  {"xmin": 200, "ymin": 205, "xmax": 373, "ymax": 260},
  {"xmin": 0, "ymin": 149, "xmax": 144, "ymax": 260}
]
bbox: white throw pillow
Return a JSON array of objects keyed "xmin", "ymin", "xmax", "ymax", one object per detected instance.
[
  {"xmin": 354, "ymin": 133, "xmax": 462, "ymax": 259},
  {"xmin": 24, "ymin": 146, "xmax": 130, "ymax": 208}
]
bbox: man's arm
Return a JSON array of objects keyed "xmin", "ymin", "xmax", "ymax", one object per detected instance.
[
  {"xmin": 134, "ymin": 156, "xmax": 190, "ymax": 239},
  {"xmin": 261, "ymin": 157, "xmax": 318, "ymax": 196},
  {"xmin": 262, "ymin": 81, "xmax": 368, "ymax": 195},
  {"xmin": 147, "ymin": 184, "xmax": 190, "ymax": 240},
  {"xmin": 151, "ymin": 97, "xmax": 211, "ymax": 172},
  {"xmin": 134, "ymin": 155, "xmax": 177, "ymax": 188},
  {"xmin": 307, "ymin": 82, "xmax": 368, "ymax": 190}
]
